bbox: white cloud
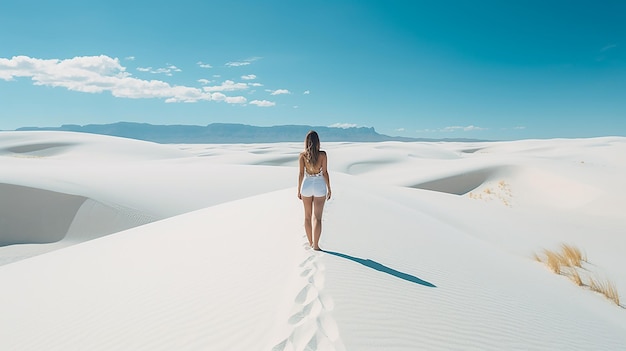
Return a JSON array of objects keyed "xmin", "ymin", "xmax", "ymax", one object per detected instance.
[
  {"xmin": 226, "ymin": 61, "xmax": 249, "ymax": 67},
  {"xmin": 329, "ymin": 123, "xmax": 358, "ymax": 129},
  {"xmin": 225, "ymin": 57, "xmax": 261, "ymax": 67},
  {"xmin": 197, "ymin": 61, "xmax": 213, "ymax": 68},
  {"xmin": 601, "ymin": 44, "xmax": 617, "ymax": 52},
  {"xmin": 136, "ymin": 64, "xmax": 181, "ymax": 76},
  {"xmin": 225, "ymin": 96, "xmax": 247, "ymax": 104},
  {"xmin": 248, "ymin": 82, "xmax": 263, "ymax": 87},
  {"xmin": 125, "ymin": 56, "xmax": 135, "ymax": 61},
  {"xmin": 161, "ymin": 65, "xmax": 182, "ymax": 75},
  {"xmin": 464, "ymin": 125, "xmax": 486, "ymax": 131},
  {"xmin": 241, "ymin": 74, "xmax": 256, "ymax": 80},
  {"xmin": 197, "ymin": 78, "xmax": 211, "ymax": 85},
  {"xmin": 210, "ymin": 92, "xmax": 247, "ymax": 104},
  {"xmin": 210, "ymin": 92, "xmax": 226, "ymax": 101},
  {"xmin": 442, "ymin": 125, "xmax": 486, "ymax": 132},
  {"xmin": 202, "ymin": 80, "xmax": 249, "ymax": 92},
  {"xmin": 396, "ymin": 128, "xmax": 405, "ymax": 132},
  {"xmin": 0, "ymin": 55, "xmax": 250, "ymax": 104},
  {"xmin": 303, "ymin": 90, "xmax": 310, "ymax": 95},
  {"xmin": 250, "ymin": 100, "xmax": 275, "ymax": 107},
  {"xmin": 416, "ymin": 125, "xmax": 488, "ymax": 133},
  {"xmin": 269, "ymin": 89, "xmax": 291, "ymax": 95}
]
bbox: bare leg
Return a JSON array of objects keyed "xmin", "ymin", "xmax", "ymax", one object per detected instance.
[
  {"xmin": 312, "ymin": 196, "xmax": 326, "ymax": 250},
  {"xmin": 302, "ymin": 196, "xmax": 313, "ymax": 247}
]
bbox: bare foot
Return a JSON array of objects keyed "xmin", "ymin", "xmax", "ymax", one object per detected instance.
[{"xmin": 313, "ymin": 246, "xmax": 321, "ymax": 251}]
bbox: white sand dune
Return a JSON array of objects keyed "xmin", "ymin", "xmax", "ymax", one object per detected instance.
[{"xmin": 0, "ymin": 131, "xmax": 625, "ymax": 350}]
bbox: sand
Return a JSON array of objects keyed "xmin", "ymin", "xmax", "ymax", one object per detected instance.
[{"xmin": 0, "ymin": 131, "xmax": 624, "ymax": 350}]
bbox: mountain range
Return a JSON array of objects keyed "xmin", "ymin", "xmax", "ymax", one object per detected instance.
[{"xmin": 14, "ymin": 122, "xmax": 484, "ymax": 143}]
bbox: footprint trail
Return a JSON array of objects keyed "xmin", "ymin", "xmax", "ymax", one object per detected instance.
[{"xmin": 271, "ymin": 238, "xmax": 344, "ymax": 351}]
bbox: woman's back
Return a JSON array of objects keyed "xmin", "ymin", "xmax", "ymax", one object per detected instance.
[{"xmin": 302, "ymin": 151, "xmax": 326, "ymax": 176}]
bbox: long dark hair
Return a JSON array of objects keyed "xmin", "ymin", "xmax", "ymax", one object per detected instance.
[{"xmin": 304, "ymin": 130, "xmax": 321, "ymax": 166}]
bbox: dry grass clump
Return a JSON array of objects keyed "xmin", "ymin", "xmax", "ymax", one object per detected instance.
[
  {"xmin": 560, "ymin": 243, "xmax": 586, "ymax": 268},
  {"xmin": 534, "ymin": 243, "xmax": 620, "ymax": 307},
  {"xmin": 565, "ymin": 267, "xmax": 583, "ymax": 286},
  {"xmin": 536, "ymin": 244, "xmax": 585, "ymax": 273},
  {"xmin": 588, "ymin": 277, "xmax": 620, "ymax": 306},
  {"xmin": 543, "ymin": 249, "xmax": 564, "ymax": 274}
]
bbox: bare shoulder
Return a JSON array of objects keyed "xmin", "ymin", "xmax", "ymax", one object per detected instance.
[{"xmin": 320, "ymin": 150, "xmax": 327, "ymax": 157}]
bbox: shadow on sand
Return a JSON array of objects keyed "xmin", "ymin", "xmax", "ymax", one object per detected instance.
[{"xmin": 323, "ymin": 251, "xmax": 436, "ymax": 288}]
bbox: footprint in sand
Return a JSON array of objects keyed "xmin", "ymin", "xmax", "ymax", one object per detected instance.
[{"xmin": 271, "ymin": 242, "xmax": 345, "ymax": 351}]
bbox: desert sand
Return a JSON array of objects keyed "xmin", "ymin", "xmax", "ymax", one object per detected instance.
[{"xmin": 1, "ymin": 131, "xmax": 625, "ymax": 350}]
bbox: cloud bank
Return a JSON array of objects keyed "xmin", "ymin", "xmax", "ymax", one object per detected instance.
[
  {"xmin": 225, "ymin": 57, "xmax": 261, "ymax": 67},
  {"xmin": 137, "ymin": 65, "xmax": 181, "ymax": 76},
  {"xmin": 416, "ymin": 125, "xmax": 489, "ymax": 133},
  {"xmin": 269, "ymin": 89, "xmax": 291, "ymax": 95},
  {"xmin": 329, "ymin": 123, "xmax": 358, "ymax": 129},
  {"xmin": 250, "ymin": 100, "xmax": 275, "ymax": 107},
  {"xmin": 0, "ymin": 55, "xmax": 250, "ymax": 104},
  {"xmin": 442, "ymin": 125, "xmax": 486, "ymax": 132}
]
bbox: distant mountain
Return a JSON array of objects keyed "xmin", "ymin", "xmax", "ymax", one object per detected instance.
[{"xmin": 15, "ymin": 122, "xmax": 484, "ymax": 143}]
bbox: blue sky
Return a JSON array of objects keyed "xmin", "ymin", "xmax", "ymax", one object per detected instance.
[{"xmin": 0, "ymin": 0, "xmax": 624, "ymax": 140}]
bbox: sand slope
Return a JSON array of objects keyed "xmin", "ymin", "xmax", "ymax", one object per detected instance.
[{"xmin": 0, "ymin": 132, "xmax": 624, "ymax": 350}]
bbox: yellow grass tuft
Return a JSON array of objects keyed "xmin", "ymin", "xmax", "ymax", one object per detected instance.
[
  {"xmin": 534, "ymin": 244, "xmax": 621, "ymax": 307},
  {"xmin": 565, "ymin": 268, "xmax": 583, "ymax": 286},
  {"xmin": 588, "ymin": 277, "xmax": 620, "ymax": 306},
  {"xmin": 543, "ymin": 249, "xmax": 564, "ymax": 274},
  {"xmin": 560, "ymin": 243, "xmax": 585, "ymax": 267}
]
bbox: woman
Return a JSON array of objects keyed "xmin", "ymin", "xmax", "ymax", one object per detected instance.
[{"xmin": 297, "ymin": 131, "xmax": 332, "ymax": 251}]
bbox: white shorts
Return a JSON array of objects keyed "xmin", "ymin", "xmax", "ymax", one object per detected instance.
[{"xmin": 301, "ymin": 175, "xmax": 327, "ymax": 197}]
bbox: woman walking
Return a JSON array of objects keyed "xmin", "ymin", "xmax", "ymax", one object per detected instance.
[{"xmin": 297, "ymin": 131, "xmax": 332, "ymax": 251}]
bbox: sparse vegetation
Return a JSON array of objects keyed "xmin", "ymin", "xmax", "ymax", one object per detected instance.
[
  {"xmin": 560, "ymin": 243, "xmax": 586, "ymax": 267},
  {"xmin": 468, "ymin": 179, "xmax": 512, "ymax": 207},
  {"xmin": 534, "ymin": 243, "xmax": 620, "ymax": 307},
  {"xmin": 588, "ymin": 277, "xmax": 620, "ymax": 306},
  {"xmin": 543, "ymin": 249, "xmax": 564, "ymax": 274},
  {"xmin": 565, "ymin": 267, "xmax": 583, "ymax": 286}
]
